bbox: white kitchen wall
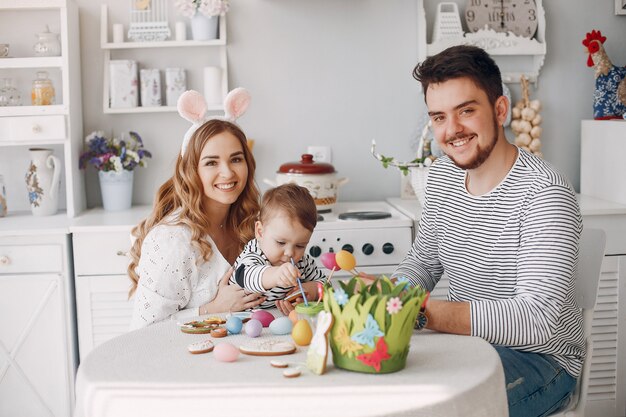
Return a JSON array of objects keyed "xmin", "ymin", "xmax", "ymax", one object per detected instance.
[{"xmin": 4, "ymin": 0, "xmax": 626, "ymax": 210}]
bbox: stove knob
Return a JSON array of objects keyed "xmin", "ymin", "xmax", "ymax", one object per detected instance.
[
  {"xmin": 309, "ymin": 246, "xmax": 322, "ymax": 258},
  {"xmin": 382, "ymin": 243, "xmax": 394, "ymax": 254},
  {"xmin": 362, "ymin": 243, "xmax": 374, "ymax": 255},
  {"xmin": 341, "ymin": 244, "xmax": 354, "ymax": 253}
]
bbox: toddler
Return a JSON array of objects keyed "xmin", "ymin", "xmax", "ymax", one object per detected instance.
[{"xmin": 231, "ymin": 183, "xmax": 325, "ymax": 309}]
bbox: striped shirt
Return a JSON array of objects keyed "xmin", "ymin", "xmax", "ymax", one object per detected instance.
[
  {"xmin": 393, "ymin": 148, "xmax": 584, "ymax": 377},
  {"xmin": 230, "ymin": 238, "xmax": 326, "ymax": 309}
]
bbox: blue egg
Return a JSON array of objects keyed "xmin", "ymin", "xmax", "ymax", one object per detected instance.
[
  {"xmin": 225, "ymin": 316, "xmax": 243, "ymax": 334},
  {"xmin": 269, "ymin": 316, "xmax": 293, "ymax": 335},
  {"xmin": 245, "ymin": 319, "xmax": 263, "ymax": 338}
]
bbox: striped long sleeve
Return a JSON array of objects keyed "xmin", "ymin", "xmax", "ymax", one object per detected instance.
[
  {"xmin": 393, "ymin": 148, "xmax": 584, "ymax": 377},
  {"xmin": 230, "ymin": 239, "xmax": 326, "ymax": 309}
]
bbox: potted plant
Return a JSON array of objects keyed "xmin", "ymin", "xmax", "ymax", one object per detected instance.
[
  {"xmin": 79, "ymin": 131, "xmax": 151, "ymax": 211},
  {"xmin": 370, "ymin": 121, "xmax": 439, "ymax": 205},
  {"xmin": 174, "ymin": 0, "xmax": 230, "ymax": 41}
]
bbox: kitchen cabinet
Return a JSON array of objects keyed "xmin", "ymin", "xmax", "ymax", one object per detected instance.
[
  {"xmin": 0, "ymin": 0, "xmax": 84, "ymax": 217},
  {"xmin": 70, "ymin": 206, "xmax": 150, "ymax": 360},
  {"xmin": 388, "ymin": 194, "xmax": 626, "ymax": 417},
  {"xmin": 100, "ymin": 5, "xmax": 228, "ymax": 114},
  {"xmin": 417, "ymin": 0, "xmax": 547, "ymax": 84},
  {"xmin": 0, "ymin": 227, "xmax": 77, "ymax": 417}
]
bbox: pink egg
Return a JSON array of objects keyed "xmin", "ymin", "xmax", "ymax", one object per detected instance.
[
  {"xmin": 320, "ymin": 252, "xmax": 339, "ymax": 270},
  {"xmin": 213, "ymin": 343, "xmax": 240, "ymax": 362},
  {"xmin": 251, "ymin": 310, "xmax": 275, "ymax": 327},
  {"xmin": 245, "ymin": 319, "xmax": 263, "ymax": 337}
]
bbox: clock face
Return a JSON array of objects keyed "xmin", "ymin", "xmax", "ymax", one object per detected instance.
[{"xmin": 465, "ymin": 0, "xmax": 538, "ymax": 38}]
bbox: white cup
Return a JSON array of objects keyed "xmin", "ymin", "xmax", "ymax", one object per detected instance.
[
  {"xmin": 203, "ymin": 67, "xmax": 222, "ymax": 105},
  {"xmin": 175, "ymin": 21, "xmax": 186, "ymax": 41},
  {"xmin": 0, "ymin": 44, "xmax": 9, "ymax": 57},
  {"xmin": 113, "ymin": 24, "xmax": 124, "ymax": 43}
]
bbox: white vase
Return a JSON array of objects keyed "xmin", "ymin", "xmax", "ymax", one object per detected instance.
[
  {"xmin": 25, "ymin": 148, "xmax": 61, "ymax": 216},
  {"xmin": 190, "ymin": 13, "xmax": 218, "ymax": 41},
  {"xmin": 409, "ymin": 166, "xmax": 430, "ymax": 208},
  {"xmin": 99, "ymin": 170, "xmax": 133, "ymax": 211}
]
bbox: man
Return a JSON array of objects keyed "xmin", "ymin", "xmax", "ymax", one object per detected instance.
[{"xmin": 393, "ymin": 45, "xmax": 583, "ymax": 417}]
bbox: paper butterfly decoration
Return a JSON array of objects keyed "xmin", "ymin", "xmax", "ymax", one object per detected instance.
[
  {"xmin": 356, "ymin": 337, "xmax": 391, "ymax": 372},
  {"xmin": 177, "ymin": 87, "xmax": 251, "ymax": 156},
  {"xmin": 351, "ymin": 314, "xmax": 384, "ymax": 348},
  {"xmin": 306, "ymin": 311, "xmax": 334, "ymax": 375}
]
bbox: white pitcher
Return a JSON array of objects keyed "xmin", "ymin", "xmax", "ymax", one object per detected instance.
[{"xmin": 25, "ymin": 148, "xmax": 61, "ymax": 216}]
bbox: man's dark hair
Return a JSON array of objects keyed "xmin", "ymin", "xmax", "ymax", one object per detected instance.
[{"xmin": 413, "ymin": 45, "xmax": 503, "ymax": 105}]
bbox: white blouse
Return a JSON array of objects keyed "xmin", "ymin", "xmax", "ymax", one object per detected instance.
[{"xmin": 130, "ymin": 223, "xmax": 230, "ymax": 330}]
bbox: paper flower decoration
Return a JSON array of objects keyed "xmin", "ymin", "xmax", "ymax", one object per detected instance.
[
  {"xmin": 334, "ymin": 287, "xmax": 349, "ymax": 306},
  {"xmin": 386, "ymin": 297, "xmax": 403, "ymax": 315},
  {"xmin": 334, "ymin": 321, "xmax": 363, "ymax": 357},
  {"xmin": 395, "ymin": 276, "xmax": 412, "ymax": 287},
  {"xmin": 356, "ymin": 337, "xmax": 391, "ymax": 372},
  {"xmin": 351, "ymin": 314, "xmax": 384, "ymax": 348}
]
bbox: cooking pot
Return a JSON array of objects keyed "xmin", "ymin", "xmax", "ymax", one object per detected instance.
[{"xmin": 263, "ymin": 154, "xmax": 349, "ymax": 213}]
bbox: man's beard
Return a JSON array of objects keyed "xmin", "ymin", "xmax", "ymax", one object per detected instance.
[{"xmin": 446, "ymin": 118, "xmax": 498, "ymax": 170}]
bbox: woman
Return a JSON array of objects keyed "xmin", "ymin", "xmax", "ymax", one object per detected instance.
[{"xmin": 128, "ymin": 89, "xmax": 265, "ymax": 329}]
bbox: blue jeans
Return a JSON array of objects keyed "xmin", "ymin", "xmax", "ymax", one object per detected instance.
[{"xmin": 494, "ymin": 346, "xmax": 577, "ymax": 417}]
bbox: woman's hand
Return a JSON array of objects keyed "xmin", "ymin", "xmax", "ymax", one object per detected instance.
[{"xmin": 203, "ymin": 268, "xmax": 265, "ymax": 313}]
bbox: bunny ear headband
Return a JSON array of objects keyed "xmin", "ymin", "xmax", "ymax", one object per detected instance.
[{"xmin": 177, "ymin": 87, "xmax": 251, "ymax": 156}]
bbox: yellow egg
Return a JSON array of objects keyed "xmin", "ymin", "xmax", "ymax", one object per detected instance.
[
  {"xmin": 291, "ymin": 319, "xmax": 313, "ymax": 346},
  {"xmin": 335, "ymin": 250, "xmax": 356, "ymax": 271}
]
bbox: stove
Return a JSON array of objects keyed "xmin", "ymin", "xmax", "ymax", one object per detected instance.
[{"xmin": 307, "ymin": 201, "xmax": 414, "ymax": 278}]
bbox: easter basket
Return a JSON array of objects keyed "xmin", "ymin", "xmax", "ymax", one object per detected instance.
[{"xmin": 323, "ymin": 276, "xmax": 427, "ymax": 374}]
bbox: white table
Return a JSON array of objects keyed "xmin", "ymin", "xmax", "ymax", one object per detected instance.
[{"xmin": 75, "ymin": 317, "xmax": 508, "ymax": 417}]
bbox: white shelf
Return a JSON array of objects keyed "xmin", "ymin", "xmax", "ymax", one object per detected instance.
[
  {"xmin": 0, "ymin": 0, "xmax": 85, "ymax": 218},
  {"xmin": 101, "ymin": 39, "xmax": 226, "ymax": 49},
  {"xmin": 0, "ymin": 56, "xmax": 63, "ymax": 69},
  {"xmin": 100, "ymin": 4, "xmax": 229, "ymax": 114},
  {"xmin": 103, "ymin": 104, "xmax": 224, "ymax": 114},
  {"xmin": 0, "ymin": 105, "xmax": 67, "ymax": 117},
  {"xmin": 417, "ymin": 0, "xmax": 547, "ymax": 84}
]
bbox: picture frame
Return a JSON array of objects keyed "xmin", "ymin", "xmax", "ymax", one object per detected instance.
[{"xmin": 615, "ymin": 0, "xmax": 626, "ymax": 15}]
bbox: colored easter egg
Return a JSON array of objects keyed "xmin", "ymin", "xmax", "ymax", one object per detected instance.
[
  {"xmin": 291, "ymin": 319, "xmax": 313, "ymax": 346},
  {"xmin": 225, "ymin": 316, "xmax": 243, "ymax": 334},
  {"xmin": 269, "ymin": 316, "xmax": 293, "ymax": 335},
  {"xmin": 288, "ymin": 309, "xmax": 298, "ymax": 324},
  {"xmin": 213, "ymin": 343, "xmax": 240, "ymax": 362},
  {"xmin": 320, "ymin": 252, "xmax": 338, "ymax": 270},
  {"xmin": 245, "ymin": 319, "xmax": 263, "ymax": 337},
  {"xmin": 251, "ymin": 310, "xmax": 275, "ymax": 327},
  {"xmin": 335, "ymin": 250, "xmax": 356, "ymax": 271}
]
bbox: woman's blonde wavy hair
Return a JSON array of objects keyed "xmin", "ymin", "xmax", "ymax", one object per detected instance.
[{"xmin": 127, "ymin": 119, "xmax": 260, "ymax": 297}]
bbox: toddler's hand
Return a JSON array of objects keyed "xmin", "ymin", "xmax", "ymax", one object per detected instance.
[{"xmin": 274, "ymin": 262, "xmax": 300, "ymax": 288}]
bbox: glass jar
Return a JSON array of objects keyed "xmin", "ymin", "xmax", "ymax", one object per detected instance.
[
  {"xmin": 33, "ymin": 25, "xmax": 62, "ymax": 57},
  {"xmin": 0, "ymin": 78, "xmax": 21, "ymax": 106},
  {"xmin": 0, "ymin": 174, "xmax": 7, "ymax": 217},
  {"xmin": 31, "ymin": 71, "xmax": 55, "ymax": 105},
  {"xmin": 295, "ymin": 302, "xmax": 324, "ymax": 335}
]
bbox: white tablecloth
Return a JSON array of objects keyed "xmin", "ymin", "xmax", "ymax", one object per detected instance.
[{"xmin": 75, "ymin": 318, "xmax": 508, "ymax": 417}]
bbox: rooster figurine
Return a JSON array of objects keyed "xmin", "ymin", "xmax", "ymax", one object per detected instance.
[{"xmin": 582, "ymin": 29, "xmax": 626, "ymax": 120}]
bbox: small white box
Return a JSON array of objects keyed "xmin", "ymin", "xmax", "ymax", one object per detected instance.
[
  {"xmin": 140, "ymin": 68, "xmax": 162, "ymax": 107},
  {"xmin": 581, "ymin": 120, "xmax": 626, "ymax": 205},
  {"xmin": 165, "ymin": 68, "xmax": 186, "ymax": 106},
  {"xmin": 109, "ymin": 60, "xmax": 138, "ymax": 108}
]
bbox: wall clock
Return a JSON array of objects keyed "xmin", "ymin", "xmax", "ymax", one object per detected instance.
[{"xmin": 465, "ymin": 0, "xmax": 538, "ymax": 38}]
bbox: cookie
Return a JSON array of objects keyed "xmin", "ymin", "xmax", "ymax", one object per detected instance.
[
  {"xmin": 187, "ymin": 339, "xmax": 214, "ymax": 354},
  {"xmin": 283, "ymin": 368, "xmax": 301, "ymax": 378},
  {"xmin": 240, "ymin": 340, "xmax": 297, "ymax": 356},
  {"xmin": 270, "ymin": 360, "xmax": 289, "ymax": 368},
  {"xmin": 210, "ymin": 327, "xmax": 228, "ymax": 338}
]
